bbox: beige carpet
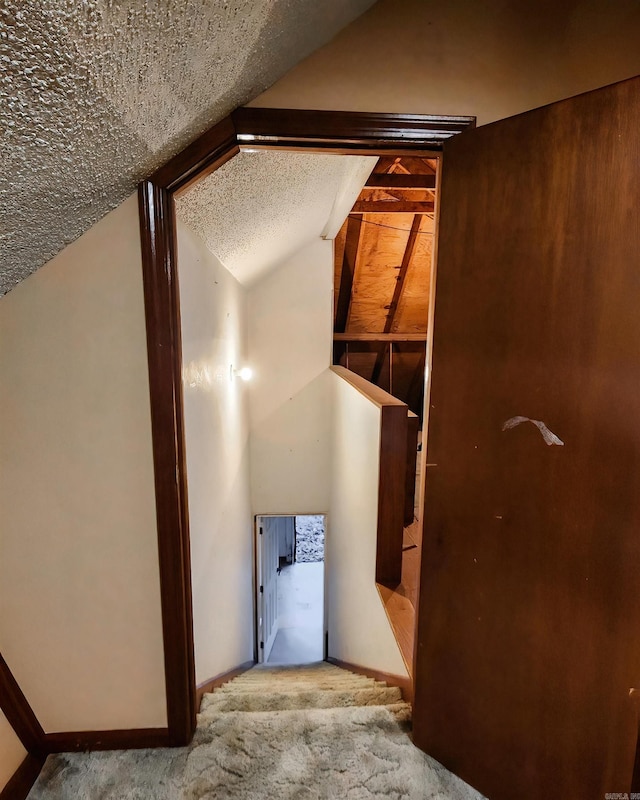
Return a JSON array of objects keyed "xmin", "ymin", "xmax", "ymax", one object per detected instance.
[{"xmin": 29, "ymin": 663, "xmax": 485, "ymax": 799}]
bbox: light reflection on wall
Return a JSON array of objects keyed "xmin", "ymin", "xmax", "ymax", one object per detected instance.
[
  {"xmin": 182, "ymin": 360, "xmax": 227, "ymax": 391},
  {"xmin": 177, "ymin": 218, "xmax": 254, "ymax": 685}
]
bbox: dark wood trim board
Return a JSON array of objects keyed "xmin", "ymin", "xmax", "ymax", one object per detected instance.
[
  {"xmin": 326, "ymin": 657, "xmax": 412, "ymax": 704},
  {"xmin": 44, "ymin": 728, "xmax": 171, "ymax": 753},
  {"xmin": 232, "ymin": 107, "xmax": 474, "ymax": 153},
  {"xmin": 0, "ymin": 754, "xmax": 45, "ymax": 800},
  {"xmin": 138, "ymin": 107, "xmax": 475, "ymax": 747},
  {"xmin": 377, "ymin": 404, "xmax": 409, "ymax": 586},
  {"xmin": 138, "ymin": 180, "xmax": 197, "ymax": 746},
  {"xmin": 195, "ymin": 661, "xmax": 256, "ymax": 711},
  {"xmin": 0, "ymin": 654, "xmax": 45, "ymax": 757}
]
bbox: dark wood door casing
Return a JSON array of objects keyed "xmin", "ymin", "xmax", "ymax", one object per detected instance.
[
  {"xmin": 138, "ymin": 108, "xmax": 474, "ymax": 744},
  {"xmin": 0, "ymin": 653, "xmax": 46, "ymax": 758},
  {"xmin": 413, "ymin": 76, "xmax": 640, "ymax": 799}
]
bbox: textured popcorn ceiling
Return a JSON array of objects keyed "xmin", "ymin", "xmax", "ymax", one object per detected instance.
[
  {"xmin": 176, "ymin": 150, "xmax": 376, "ymax": 286},
  {"xmin": 0, "ymin": 0, "xmax": 376, "ymax": 296}
]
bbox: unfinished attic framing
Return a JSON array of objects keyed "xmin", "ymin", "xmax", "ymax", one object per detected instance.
[{"xmin": 332, "ymin": 155, "xmax": 437, "ymax": 422}]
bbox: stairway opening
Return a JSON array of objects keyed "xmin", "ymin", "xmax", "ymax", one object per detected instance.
[
  {"xmin": 332, "ymin": 155, "xmax": 439, "ymax": 675},
  {"xmin": 256, "ymin": 514, "xmax": 325, "ymax": 665}
]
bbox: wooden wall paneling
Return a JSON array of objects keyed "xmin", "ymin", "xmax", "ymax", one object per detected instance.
[
  {"xmin": 0, "ymin": 654, "xmax": 45, "ymax": 757},
  {"xmin": 632, "ymin": 718, "xmax": 640, "ymax": 794},
  {"xmin": 413, "ymin": 76, "xmax": 640, "ymax": 800}
]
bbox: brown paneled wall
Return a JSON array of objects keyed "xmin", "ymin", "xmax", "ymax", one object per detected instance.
[{"xmin": 414, "ymin": 76, "xmax": 640, "ymax": 800}]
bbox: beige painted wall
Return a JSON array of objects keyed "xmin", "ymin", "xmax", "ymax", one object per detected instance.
[
  {"xmin": 7, "ymin": 0, "xmax": 634, "ymax": 735},
  {"xmin": 248, "ymin": 239, "xmax": 334, "ymax": 515},
  {"xmin": 247, "ymin": 235, "xmax": 407, "ymax": 674},
  {"xmin": 177, "ymin": 221, "xmax": 255, "ymax": 685},
  {"xmin": 328, "ymin": 372, "xmax": 408, "ymax": 676},
  {"xmin": 0, "ymin": 194, "xmax": 167, "ymax": 732},
  {"xmin": 0, "ymin": 710, "xmax": 26, "ymax": 793},
  {"xmin": 250, "ymin": 0, "xmax": 640, "ymax": 125}
]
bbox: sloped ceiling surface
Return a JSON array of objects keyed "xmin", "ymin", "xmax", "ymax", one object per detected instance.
[
  {"xmin": 0, "ymin": 0, "xmax": 376, "ymax": 296},
  {"xmin": 176, "ymin": 151, "xmax": 376, "ymax": 286}
]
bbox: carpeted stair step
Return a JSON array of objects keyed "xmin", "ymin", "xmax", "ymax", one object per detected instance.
[
  {"xmin": 198, "ymin": 702, "xmax": 415, "ymax": 743},
  {"xmin": 229, "ymin": 664, "xmax": 378, "ymax": 682},
  {"xmin": 214, "ymin": 677, "xmax": 386, "ymax": 693},
  {"xmin": 227, "ymin": 672, "xmax": 378, "ymax": 683},
  {"xmin": 230, "ymin": 664, "xmax": 345, "ymax": 680},
  {"xmin": 203, "ymin": 700, "xmax": 412, "ymax": 727},
  {"xmin": 238, "ymin": 662, "xmax": 341, "ymax": 672},
  {"xmin": 188, "ymin": 705, "xmax": 444, "ymax": 796},
  {"xmin": 200, "ymin": 685, "xmax": 403, "ymax": 714},
  {"xmin": 214, "ymin": 681, "xmax": 387, "ymax": 694},
  {"xmin": 28, "ymin": 701, "xmax": 485, "ymax": 800},
  {"xmin": 26, "ymin": 662, "xmax": 488, "ymax": 800}
]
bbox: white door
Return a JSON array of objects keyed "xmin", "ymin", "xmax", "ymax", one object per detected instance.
[{"xmin": 256, "ymin": 517, "xmax": 279, "ymax": 663}]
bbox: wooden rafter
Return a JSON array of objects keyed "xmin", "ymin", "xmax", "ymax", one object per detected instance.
[
  {"xmin": 360, "ymin": 188, "xmax": 434, "ymax": 204},
  {"xmin": 371, "ymin": 215, "xmax": 422, "ymax": 384},
  {"xmin": 365, "ymin": 174, "xmax": 437, "ymax": 190},
  {"xmin": 334, "ymin": 332, "xmax": 427, "ymax": 342},
  {"xmin": 351, "ymin": 200, "xmax": 434, "ymax": 214},
  {"xmin": 372, "ymin": 156, "xmax": 399, "ymax": 173},
  {"xmin": 333, "ymin": 213, "xmax": 363, "ymax": 333},
  {"xmin": 385, "ymin": 214, "xmax": 423, "ymax": 333}
]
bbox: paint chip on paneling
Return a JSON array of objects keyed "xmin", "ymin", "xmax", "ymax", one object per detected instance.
[{"xmin": 502, "ymin": 416, "xmax": 564, "ymax": 446}]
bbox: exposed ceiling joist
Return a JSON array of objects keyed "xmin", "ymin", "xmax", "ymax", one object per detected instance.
[
  {"xmin": 360, "ymin": 188, "xmax": 434, "ymax": 203},
  {"xmin": 370, "ymin": 214, "xmax": 422, "ymax": 383},
  {"xmin": 351, "ymin": 200, "xmax": 434, "ymax": 214},
  {"xmin": 333, "ymin": 213, "xmax": 363, "ymax": 334},
  {"xmin": 334, "ymin": 332, "xmax": 427, "ymax": 341},
  {"xmin": 365, "ymin": 174, "xmax": 437, "ymax": 190},
  {"xmin": 384, "ymin": 215, "xmax": 422, "ymax": 333}
]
